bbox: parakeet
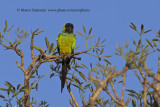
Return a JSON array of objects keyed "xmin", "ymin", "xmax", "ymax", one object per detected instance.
[{"xmin": 56, "ymin": 23, "xmax": 76, "ymax": 92}]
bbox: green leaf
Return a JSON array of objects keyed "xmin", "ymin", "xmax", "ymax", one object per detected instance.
[
  {"xmin": 89, "ymin": 35, "xmax": 95, "ymax": 39},
  {"xmin": 90, "ymin": 63, "xmax": 92, "ymax": 68},
  {"xmin": 100, "ymin": 39, "xmax": 106, "ymax": 44},
  {"xmin": 141, "ymin": 24, "xmax": 144, "ymax": 33},
  {"xmin": 140, "ymin": 51, "xmax": 145, "ymax": 60},
  {"xmin": 104, "ymin": 59, "xmax": 111, "ymax": 65},
  {"xmin": 0, "ymin": 32, "xmax": 1, "ymax": 38},
  {"xmin": 12, "ymin": 92, "xmax": 20, "ymax": 98},
  {"xmin": 144, "ymin": 44, "xmax": 149, "ymax": 50},
  {"xmin": 118, "ymin": 81, "xmax": 123, "ymax": 83},
  {"xmin": 89, "ymin": 86, "xmax": 93, "ymax": 92},
  {"xmin": 126, "ymin": 89, "xmax": 139, "ymax": 97},
  {"xmin": 18, "ymin": 96, "xmax": 25, "ymax": 104},
  {"xmin": 133, "ymin": 40, "xmax": 137, "ymax": 47},
  {"xmin": 4, "ymin": 20, "xmax": 7, "ymax": 32},
  {"xmin": 146, "ymin": 39, "xmax": 153, "ymax": 48},
  {"xmin": 52, "ymin": 46, "xmax": 57, "ymax": 53},
  {"xmin": 138, "ymin": 39, "xmax": 141, "ymax": 46},
  {"xmin": 96, "ymin": 62, "xmax": 103, "ymax": 68},
  {"xmin": 8, "ymin": 25, "xmax": 13, "ymax": 32},
  {"xmin": 33, "ymin": 28, "xmax": 39, "ymax": 34},
  {"xmin": 0, "ymin": 88, "xmax": 8, "ymax": 91},
  {"xmin": 66, "ymin": 77, "xmax": 74, "ymax": 82},
  {"xmin": 5, "ymin": 20, "xmax": 7, "ymax": 27},
  {"xmin": 17, "ymin": 27, "xmax": 19, "ymax": 33},
  {"xmin": 71, "ymin": 84, "xmax": 81, "ymax": 89},
  {"xmin": 20, "ymin": 30, "xmax": 23, "ymax": 34},
  {"xmin": 125, "ymin": 41, "xmax": 129, "ymax": 49},
  {"xmin": 76, "ymin": 31, "xmax": 84, "ymax": 37},
  {"xmin": 37, "ymin": 30, "xmax": 44, "ymax": 34},
  {"xmin": 153, "ymin": 41, "xmax": 157, "ymax": 47},
  {"xmin": 5, "ymin": 81, "xmax": 15, "ymax": 92},
  {"xmin": 83, "ymin": 25, "xmax": 86, "ymax": 34},
  {"xmin": 158, "ymin": 30, "xmax": 160, "ymax": 36},
  {"xmin": 152, "ymin": 39, "xmax": 159, "ymax": 41},
  {"xmin": 73, "ymin": 77, "xmax": 81, "ymax": 84},
  {"xmin": 143, "ymin": 30, "xmax": 151, "ymax": 34},
  {"xmin": 98, "ymin": 37, "xmax": 100, "ymax": 43},
  {"xmin": 0, "ymin": 94, "xmax": 5, "ymax": 99},
  {"xmin": 31, "ymin": 80, "xmax": 37, "ymax": 86},
  {"xmin": 79, "ymin": 72, "xmax": 87, "ymax": 82},
  {"xmin": 17, "ymin": 84, "xmax": 21, "ymax": 90},
  {"xmin": 74, "ymin": 46, "xmax": 79, "ymax": 50},
  {"xmin": 36, "ymin": 83, "xmax": 38, "ymax": 91},
  {"xmin": 45, "ymin": 37, "xmax": 50, "ymax": 49},
  {"xmin": 96, "ymin": 50, "xmax": 98, "ymax": 56},
  {"xmin": 49, "ymin": 43, "xmax": 54, "ymax": 54},
  {"xmin": 130, "ymin": 23, "xmax": 137, "ymax": 31},
  {"xmin": 50, "ymin": 73, "xmax": 54, "ymax": 78},
  {"xmin": 4, "ymin": 27, "xmax": 7, "ymax": 33},
  {"xmin": 81, "ymin": 63, "xmax": 88, "ymax": 69},
  {"xmin": 89, "ymin": 28, "xmax": 92, "ymax": 35},
  {"xmin": 33, "ymin": 45, "xmax": 44, "ymax": 54},
  {"xmin": 100, "ymin": 48, "xmax": 104, "ymax": 55},
  {"xmin": 132, "ymin": 99, "xmax": 136, "ymax": 107},
  {"xmin": 90, "ymin": 42, "xmax": 93, "ymax": 47},
  {"xmin": 84, "ymin": 84, "xmax": 91, "ymax": 89},
  {"xmin": 147, "ymin": 91, "xmax": 154, "ymax": 95},
  {"xmin": 103, "ymin": 55, "xmax": 113, "ymax": 57},
  {"xmin": 77, "ymin": 65, "xmax": 83, "ymax": 68}
]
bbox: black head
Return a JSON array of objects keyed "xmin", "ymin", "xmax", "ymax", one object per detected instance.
[{"xmin": 64, "ymin": 23, "xmax": 74, "ymax": 34}]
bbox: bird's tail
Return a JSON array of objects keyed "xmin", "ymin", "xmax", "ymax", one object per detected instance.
[
  {"xmin": 66, "ymin": 58, "xmax": 71, "ymax": 70},
  {"xmin": 61, "ymin": 59, "xmax": 67, "ymax": 93}
]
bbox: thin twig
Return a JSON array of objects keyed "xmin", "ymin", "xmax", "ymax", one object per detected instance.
[
  {"xmin": 121, "ymin": 70, "xmax": 127, "ymax": 101},
  {"xmin": 89, "ymin": 65, "xmax": 128, "ymax": 107},
  {"xmin": 66, "ymin": 80, "xmax": 80, "ymax": 107},
  {"xmin": 29, "ymin": 62, "xmax": 42, "ymax": 78},
  {"xmin": 30, "ymin": 34, "xmax": 34, "ymax": 59},
  {"xmin": 110, "ymin": 81, "xmax": 119, "ymax": 100}
]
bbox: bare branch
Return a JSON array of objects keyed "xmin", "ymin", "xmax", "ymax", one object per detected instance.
[
  {"xmin": 66, "ymin": 80, "xmax": 80, "ymax": 107},
  {"xmin": 30, "ymin": 34, "xmax": 34, "ymax": 59},
  {"xmin": 16, "ymin": 61, "xmax": 26, "ymax": 73},
  {"xmin": 133, "ymin": 70, "xmax": 143, "ymax": 84},
  {"xmin": 89, "ymin": 65, "xmax": 128, "ymax": 107},
  {"xmin": 27, "ymin": 56, "xmax": 38, "ymax": 72},
  {"xmin": 157, "ymin": 54, "xmax": 160, "ymax": 91},
  {"xmin": 121, "ymin": 70, "xmax": 127, "ymax": 101},
  {"xmin": 29, "ymin": 61, "xmax": 42, "ymax": 78},
  {"xmin": 138, "ymin": 66, "xmax": 151, "ymax": 86},
  {"xmin": 110, "ymin": 81, "xmax": 119, "ymax": 100},
  {"xmin": 104, "ymin": 84, "xmax": 126, "ymax": 107},
  {"xmin": 105, "ymin": 84, "xmax": 120, "ymax": 104}
]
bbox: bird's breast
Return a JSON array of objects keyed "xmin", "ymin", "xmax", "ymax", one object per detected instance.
[{"xmin": 59, "ymin": 37, "xmax": 74, "ymax": 54}]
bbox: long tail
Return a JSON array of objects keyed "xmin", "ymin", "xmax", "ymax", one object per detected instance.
[{"xmin": 61, "ymin": 59, "xmax": 67, "ymax": 93}]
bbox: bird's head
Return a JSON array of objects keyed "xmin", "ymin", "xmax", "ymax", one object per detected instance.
[{"xmin": 62, "ymin": 23, "xmax": 74, "ymax": 34}]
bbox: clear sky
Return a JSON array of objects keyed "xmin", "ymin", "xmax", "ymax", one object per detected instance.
[{"xmin": 0, "ymin": 0, "xmax": 160, "ymax": 106}]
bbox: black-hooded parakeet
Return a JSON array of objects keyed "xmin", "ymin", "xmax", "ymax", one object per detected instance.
[{"xmin": 56, "ymin": 23, "xmax": 76, "ymax": 92}]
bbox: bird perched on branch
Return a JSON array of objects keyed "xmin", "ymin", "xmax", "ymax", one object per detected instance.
[{"xmin": 56, "ymin": 23, "xmax": 76, "ymax": 92}]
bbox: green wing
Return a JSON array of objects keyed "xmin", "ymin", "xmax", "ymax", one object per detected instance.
[
  {"xmin": 56, "ymin": 33, "xmax": 61, "ymax": 55},
  {"xmin": 71, "ymin": 34, "xmax": 76, "ymax": 54}
]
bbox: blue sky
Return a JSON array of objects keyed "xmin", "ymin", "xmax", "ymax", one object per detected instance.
[{"xmin": 0, "ymin": 0, "xmax": 160, "ymax": 106}]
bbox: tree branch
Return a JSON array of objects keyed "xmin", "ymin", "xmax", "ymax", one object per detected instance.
[
  {"xmin": 89, "ymin": 65, "xmax": 128, "ymax": 107},
  {"xmin": 30, "ymin": 34, "xmax": 34, "ymax": 59},
  {"xmin": 121, "ymin": 71, "xmax": 127, "ymax": 101},
  {"xmin": 29, "ymin": 61, "xmax": 42, "ymax": 78},
  {"xmin": 110, "ymin": 81, "xmax": 119, "ymax": 100},
  {"xmin": 66, "ymin": 80, "xmax": 80, "ymax": 107}
]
